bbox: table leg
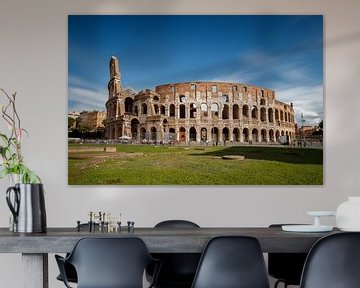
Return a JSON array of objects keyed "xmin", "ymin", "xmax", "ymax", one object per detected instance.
[{"xmin": 22, "ymin": 253, "xmax": 48, "ymax": 288}]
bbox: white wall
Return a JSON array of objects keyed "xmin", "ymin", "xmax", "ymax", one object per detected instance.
[{"xmin": 0, "ymin": 0, "xmax": 360, "ymax": 287}]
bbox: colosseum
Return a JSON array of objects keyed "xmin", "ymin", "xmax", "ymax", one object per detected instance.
[{"xmin": 105, "ymin": 56, "xmax": 296, "ymax": 144}]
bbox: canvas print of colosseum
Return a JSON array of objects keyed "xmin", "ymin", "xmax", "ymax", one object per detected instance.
[{"xmin": 68, "ymin": 15, "xmax": 323, "ymax": 185}]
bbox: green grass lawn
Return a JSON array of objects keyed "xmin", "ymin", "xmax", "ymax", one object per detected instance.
[{"xmin": 68, "ymin": 144, "xmax": 323, "ymax": 185}]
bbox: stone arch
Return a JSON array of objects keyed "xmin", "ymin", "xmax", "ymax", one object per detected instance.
[
  {"xmin": 162, "ymin": 119, "xmax": 168, "ymax": 132},
  {"xmin": 189, "ymin": 127, "xmax": 197, "ymax": 141},
  {"xmin": 280, "ymin": 110, "xmax": 284, "ymax": 121},
  {"xmin": 169, "ymin": 104, "xmax": 175, "ymax": 117},
  {"xmin": 269, "ymin": 129, "xmax": 274, "ymax": 142},
  {"xmin": 211, "ymin": 127, "xmax": 219, "ymax": 143},
  {"xmin": 222, "ymin": 95, "xmax": 229, "ymax": 103},
  {"xmin": 141, "ymin": 103, "xmax": 147, "ymax": 115},
  {"xmin": 222, "ymin": 104, "xmax": 229, "ymax": 119},
  {"xmin": 124, "ymin": 97, "xmax": 133, "ymax": 113},
  {"xmin": 201, "ymin": 103, "xmax": 208, "ymax": 117},
  {"xmin": 211, "ymin": 103, "xmax": 219, "ymax": 118},
  {"xmin": 190, "ymin": 103, "xmax": 197, "ymax": 118},
  {"xmin": 140, "ymin": 127, "xmax": 146, "ymax": 141},
  {"xmin": 268, "ymin": 108, "xmax": 274, "ymax": 123},
  {"xmin": 233, "ymin": 104, "xmax": 240, "ymax": 119},
  {"xmin": 260, "ymin": 107, "xmax": 266, "ymax": 122},
  {"xmin": 243, "ymin": 128, "xmax": 249, "ymax": 142},
  {"xmin": 252, "ymin": 128, "xmax": 259, "ymax": 142},
  {"xmin": 284, "ymin": 112, "xmax": 288, "ymax": 122},
  {"xmin": 179, "ymin": 95, "xmax": 186, "ymax": 103},
  {"xmin": 131, "ymin": 118, "xmax": 140, "ymax": 140},
  {"xmin": 281, "ymin": 130, "xmax": 285, "ymax": 136},
  {"xmin": 179, "ymin": 127, "xmax": 186, "ymax": 142},
  {"xmin": 261, "ymin": 129, "xmax": 267, "ymax": 142},
  {"xmin": 222, "ymin": 127, "xmax": 230, "ymax": 141},
  {"xmin": 243, "ymin": 105, "xmax": 249, "ymax": 117},
  {"xmin": 150, "ymin": 127, "xmax": 157, "ymax": 141},
  {"xmin": 260, "ymin": 98, "xmax": 266, "ymax": 106},
  {"xmin": 154, "ymin": 104, "xmax": 159, "ymax": 115},
  {"xmin": 153, "ymin": 96, "xmax": 159, "ymax": 101},
  {"xmin": 201, "ymin": 127, "xmax": 207, "ymax": 141},
  {"xmin": 233, "ymin": 128, "xmax": 240, "ymax": 142},
  {"xmin": 179, "ymin": 104, "xmax": 186, "ymax": 118},
  {"xmin": 160, "ymin": 105, "xmax": 166, "ymax": 115},
  {"xmin": 275, "ymin": 130, "xmax": 280, "ymax": 141},
  {"xmin": 251, "ymin": 106, "xmax": 258, "ymax": 119}
]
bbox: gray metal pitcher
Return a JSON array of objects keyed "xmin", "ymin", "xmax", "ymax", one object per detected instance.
[{"xmin": 6, "ymin": 183, "xmax": 47, "ymax": 233}]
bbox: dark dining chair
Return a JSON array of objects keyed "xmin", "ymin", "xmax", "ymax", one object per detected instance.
[
  {"xmin": 55, "ymin": 237, "xmax": 160, "ymax": 288},
  {"xmin": 268, "ymin": 224, "xmax": 308, "ymax": 288},
  {"xmin": 147, "ymin": 220, "xmax": 201, "ymax": 288},
  {"xmin": 191, "ymin": 236, "xmax": 270, "ymax": 288},
  {"xmin": 300, "ymin": 232, "xmax": 360, "ymax": 288}
]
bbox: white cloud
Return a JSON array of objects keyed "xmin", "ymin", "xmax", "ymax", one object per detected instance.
[
  {"xmin": 276, "ymin": 85, "xmax": 323, "ymax": 126},
  {"xmin": 68, "ymin": 76, "xmax": 107, "ymax": 112}
]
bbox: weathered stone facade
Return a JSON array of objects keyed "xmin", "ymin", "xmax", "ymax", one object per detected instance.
[{"xmin": 105, "ymin": 56, "xmax": 296, "ymax": 144}]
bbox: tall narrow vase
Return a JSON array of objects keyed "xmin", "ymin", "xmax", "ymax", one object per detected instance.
[
  {"xmin": 6, "ymin": 183, "xmax": 47, "ymax": 233},
  {"xmin": 336, "ymin": 197, "xmax": 360, "ymax": 231}
]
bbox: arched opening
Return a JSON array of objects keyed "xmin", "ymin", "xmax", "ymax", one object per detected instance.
[
  {"xmin": 162, "ymin": 119, "xmax": 168, "ymax": 132},
  {"xmin": 211, "ymin": 103, "xmax": 219, "ymax": 118},
  {"xmin": 275, "ymin": 130, "xmax": 280, "ymax": 142},
  {"xmin": 222, "ymin": 95, "xmax": 229, "ymax": 103},
  {"xmin": 269, "ymin": 129, "xmax": 274, "ymax": 142},
  {"xmin": 190, "ymin": 103, "xmax": 197, "ymax": 118},
  {"xmin": 268, "ymin": 108, "xmax": 274, "ymax": 123},
  {"xmin": 252, "ymin": 128, "xmax": 259, "ymax": 142},
  {"xmin": 260, "ymin": 107, "xmax": 266, "ymax": 122},
  {"xmin": 201, "ymin": 128, "xmax": 207, "ymax": 141},
  {"xmin": 189, "ymin": 127, "xmax": 197, "ymax": 141},
  {"xmin": 153, "ymin": 96, "xmax": 159, "ymax": 101},
  {"xmin": 179, "ymin": 95, "xmax": 186, "ymax": 103},
  {"xmin": 154, "ymin": 104, "xmax": 159, "ymax": 115},
  {"xmin": 179, "ymin": 104, "xmax": 186, "ymax": 118},
  {"xmin": 124, "ymin": 97, "xmax": 133, "ymax": 113},
  {"xmin": 140, "ymin": 128, "xmax": 146, "ymax": 141},
  {"xmin": 260, "ymin": 99, "xmax": 266, "ymax": 106},
  {"xmin": 169, "ymin": 104, "xmax": 175, "ymax": 117},
  {"xmin": 243, "ymin": 105, "xmax": 249, "ymax": 117},
  {"xmin": 160, "ymin": 105, "xmax": 166, "ymax": 115},
  {"xmin": 150, "ymin": 127, "xmax": 157, "ymax": 142},
  {"xmin": 252, "ymin": 106, "xmax": 258, "ymax": 119},
  {"xmin": 169, "ymin": 127, "xmax": 175, "ymax": 134},
  {"xmin": 201, "ymin": 103, "xmax": 208, "ymax": 117},
  {"xmin": 284, "ymin": 112, "xmax": 288, "ymax": 122},
  {"xmin": 243, "ymin": 128, "xmax": 249, "ymax": 142},
  {"xmin": 275, "ymin": 109, "xmax": 279, "ymax": 121},
  {"xmin": 233, "ymin": 104, "xmax": 239, "ymax": 119},
  {"xmin": 281, "ymin": 130, "xmax": 285, "ymax": 136},
  {"xmin": 280, "ymin": 111, "xmax": 284, "ymax": 121},
  {"xmin": 131, "ymin": 119, "xmax": 140, "ymax": 140},
  {"xmin": 222, "ymin": 127, "xmax": 230, "ymax": 142},
  {"xmin": 261, "ymin": 129, "xmax": 267, "ymax": 142},
  {"xmin": 222, "ymin": 104, "xmax": 229, "ymax": 119},
  {"xmin": 211, "ymin": 127, "xmax": 219, "ymax": 143},
  {"xmin": 179, "ymin": 127, "xmax": 186, "ymax": 142},
  {"xmin": 233, "ymin": 128, "xmax": 240, "ymax": 142},
  {"xmin": 141, "ymin": 103, "xmax": 147, "ymax": 115}
]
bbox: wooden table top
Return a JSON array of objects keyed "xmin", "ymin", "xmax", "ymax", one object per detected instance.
[{"xmin": 0, "ymin": 227, "xmax": 340, "ymax": 253}]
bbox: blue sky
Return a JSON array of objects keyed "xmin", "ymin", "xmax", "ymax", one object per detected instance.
[{"xmin": 68, "ymin": 15, "xmax": 323, "ymax": 125}]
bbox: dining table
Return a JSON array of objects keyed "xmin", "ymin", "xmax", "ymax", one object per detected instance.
[{"xmin": 0, "ymin": 226, "xmax": 339, "ymax": 288}]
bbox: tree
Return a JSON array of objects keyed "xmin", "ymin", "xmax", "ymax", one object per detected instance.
[{"xmin": 68, "ymin": 117, "xmax": 76, "ymax": 130}]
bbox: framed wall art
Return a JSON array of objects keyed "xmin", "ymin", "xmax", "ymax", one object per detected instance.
[{"xmin": 68, "ymin": 15, "xmax": 323, "ymax": 185}]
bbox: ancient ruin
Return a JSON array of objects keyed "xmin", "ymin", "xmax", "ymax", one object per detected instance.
[{"xmin": 105, "ymin": 56, "xmax": 296, "ymax": 144}]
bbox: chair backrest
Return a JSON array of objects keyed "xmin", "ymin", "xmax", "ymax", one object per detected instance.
[
  {"xmin": 300, "ymin": 232, "xmax": 360, "ymax": 288},
  {"xmin": 155, "ymin": 220, "xmax": 200, "ymax": 228},
  {"xmin": 191, "ymin": 236, "xmax": 270, "ymax": 288},
  {"xmin": 268, "ymin": 224, "xmax": 308, "ymax": 285},
  {"xmin": 67, "ymin": 237, "xmax": 154, "ymax": 288},
  {"xmin": 151, "ymin": 220, "xmax": 201, "ymax": 286}
]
